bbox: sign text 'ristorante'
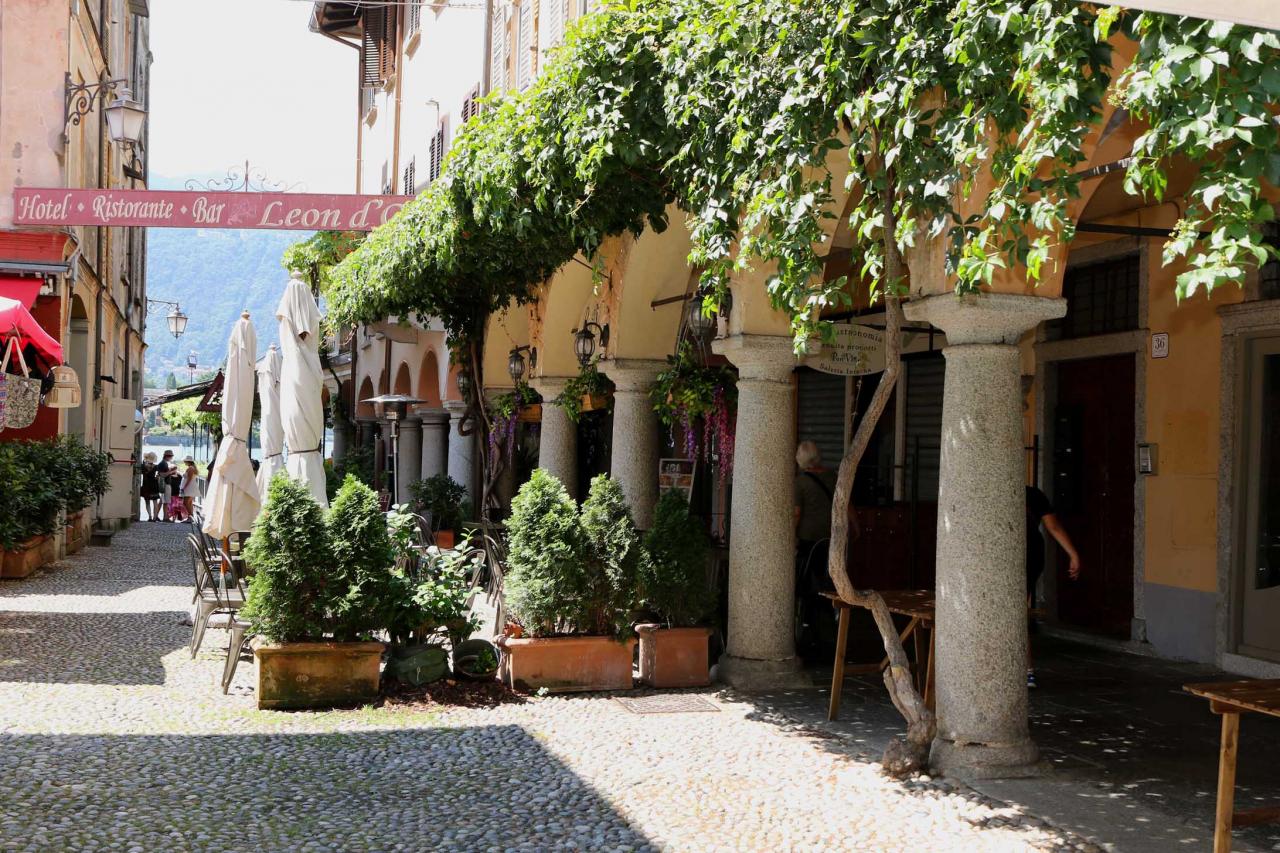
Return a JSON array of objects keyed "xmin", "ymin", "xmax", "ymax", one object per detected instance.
[{"xmin": 12, "ymin": 189, "xmax": 414, "ymax": 231}]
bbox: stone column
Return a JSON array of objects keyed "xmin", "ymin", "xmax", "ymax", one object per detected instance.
[
  {"xmin": 419, "ymin": 410, "xmax": 450, "ymax": 481},
  {"xmin": 444, "ymin": 401, "xmax": 475, "ymax": 502},
  {"xmin": 395, "ymin": 417, "xmax": 423, "ymax": 506},
  {"xmin": 530, "ymin": 377, "xmax": 578, "ymax": 500},
  {"xmin": 602, "ymin": 359, "xmax": 665, "ymax": 528},
  {"xmin": 711, "ymin": 334, "xmax": 809, "ymax": 690},
  {"xmin": 904, "ymin": 292, "xmax": 1065, "ymax": 778},
  {"xmin": 331, "ymin": 420, "xmax": 349, "ymax": 463}
]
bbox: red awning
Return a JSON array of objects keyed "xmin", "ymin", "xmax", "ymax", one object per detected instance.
[
  {"xmin": 0, "ymin": 276, "xmax": 41, "ymax": 308},
  {"xmin": 0, "ymin": 296, "xmax": 62, "ymax": 364}
]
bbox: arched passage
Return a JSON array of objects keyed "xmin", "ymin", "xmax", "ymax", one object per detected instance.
[
  {"xmin": 417, "ymin": 350, "xmax": 441, "ymax": 405},
  {"xmin": 67, "ymin": 295, "xmax": 91, "ymax": 439},
  {"xmin": 393, "ymin": 361, "xmax": 412, "ymax": 396},
  {"xmin": 356, "ymin": 376, "xmax": 376, "ymax": 419}
]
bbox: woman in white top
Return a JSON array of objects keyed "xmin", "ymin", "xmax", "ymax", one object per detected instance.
[{"xmin": 180, "ymin": 457, "xmax": 201, "ymax": 517}]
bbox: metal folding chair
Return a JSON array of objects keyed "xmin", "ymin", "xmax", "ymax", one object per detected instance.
[{"xmin": 188, "ymin": 534, "xmax": 246, "ymax": 660}]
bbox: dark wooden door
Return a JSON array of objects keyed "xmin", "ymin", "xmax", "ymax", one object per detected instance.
[{"xmin": 1052, "ymin": 355, "xmax": 1135, "ymax": 636}]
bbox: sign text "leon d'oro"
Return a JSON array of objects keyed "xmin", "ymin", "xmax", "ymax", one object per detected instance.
[{"xmin": 12, "ymin": 189, "xmax": 414, "ymax": 232}]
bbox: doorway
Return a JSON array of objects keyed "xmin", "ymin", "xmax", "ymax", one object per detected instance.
[
  {"xmin": 1238, "ymin": 336, "xmax": 1280, "ymax": 661},
  {"xmin": 1052, "ymin": 354, "xmax": 1136, "ymax": 637}
]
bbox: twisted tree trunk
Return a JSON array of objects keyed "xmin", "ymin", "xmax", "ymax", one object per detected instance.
[{"xmin": 827, "ymin": 188, "xmax": 935, "ymax": 778}]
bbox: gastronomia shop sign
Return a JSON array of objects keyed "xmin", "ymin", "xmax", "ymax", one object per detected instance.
[{"xmin": 13, "ymin": 189, "xmax": 413, "ymax": 231}]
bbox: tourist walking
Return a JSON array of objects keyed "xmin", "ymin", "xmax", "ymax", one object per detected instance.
[
  {"xmin": 155, "ymin": 450, "xmax": 175, "ymax": 521},
  {"xmin": 139, "ymin": 452, "xmax": 161, "ymax": 521}
]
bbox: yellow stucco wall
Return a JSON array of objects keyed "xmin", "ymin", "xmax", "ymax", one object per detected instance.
[{"xmin": 1142, "ymin": 244, "xmax": 1242, "ymax": 593}]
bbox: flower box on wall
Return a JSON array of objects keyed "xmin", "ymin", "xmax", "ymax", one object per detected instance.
[
  {"xmin": 0, "ymin": 534, "xmax": 56, "ymax": 579},
  {"xmin": 516, "ymin": 403, "xmax": 542, "ymax": 423},
  {"xmin": 254, "ymin": 641, "xmax": 384, "ymax": 710},
  {"xmin": 580, "ymin": 394, "xmax": 610, "ymax": 413},
  {"xmin": 501, "ymin": 635, "xmax": 635, "ymax": 693}
]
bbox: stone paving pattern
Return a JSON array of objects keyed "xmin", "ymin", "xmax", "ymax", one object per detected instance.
[{"xmin": 0, "ymin": 521, "xmax": 1110, "ymax": 852}]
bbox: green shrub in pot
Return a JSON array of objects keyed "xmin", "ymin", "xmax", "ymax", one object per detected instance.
[
  {"xmin": 326, "ymin": 475, "xmax": 397, "ymax": 641},
  {"xmin": 504, "ymin": 469, "xmax": 586, "ymax": 636},
  {"xmin": 640, "ymin": 490, "xmax": 713, "ymax": 627},
  {"xmin": 578, "ymin": 474, "xmax": 642, "ymax": 636},
  {"xmin": 409, "ymin": 474, "xmax": 470, "ymax": 534},
  {"xmin": 242, "ymin": 474, "xmax": 337, "ymax": 642},
  {"xmin": 0, "ymin": 441, "xmax": 67, "ymax": 551}
]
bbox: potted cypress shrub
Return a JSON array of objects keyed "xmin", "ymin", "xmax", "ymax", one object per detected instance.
[
  {"xmin": 501, "ymin": 471, "xmax": 638, "ymax": 692},
  {"xmin": 636, "ymin": 490, "xmax": 715, "ymax": 687},
  {"xmin": 408, "ymin": 474, "xmax": 469, "ymax": 549},
  {"xmin": 0, "ymin": 441, "xmax": 63, "ymax": 578},
  {"xmin": 56, "ymin": 436, "xmax": 109, "ymax": 556},
  {"xmin": 244, "ymin": 475, "xmax": 389, "ymax": 710}
]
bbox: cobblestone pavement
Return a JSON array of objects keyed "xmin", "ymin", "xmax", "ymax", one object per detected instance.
[{"xmin": 0, "ymin": 521, "xmax": 1100, "ymax": 853}]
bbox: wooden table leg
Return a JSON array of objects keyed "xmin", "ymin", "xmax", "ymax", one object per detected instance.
[
  {"xmin": 923, "ymin": 625, "xmax": 936, "ymax": 712},
  {"xmin": 876, "ymin": 617, "xmax": 921, "ymax": 673},
  {"xmin": 1214, "ymin": 711, "xmax": 1240, "ymax": 853},
  {"xmin": 828, "ymin": 603, "xmax": 851, "ymax": 721}
]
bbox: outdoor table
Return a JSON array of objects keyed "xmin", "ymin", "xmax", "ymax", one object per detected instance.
[
  {"xmin": 822, "ymin": 589, "xmax": 935, "ymax": 721},
  {"xmin": 1184, "ymin": 679, "xmax": 1280, "ymax": 853}
]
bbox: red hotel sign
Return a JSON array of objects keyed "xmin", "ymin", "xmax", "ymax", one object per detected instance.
[{"xmin": 12, "ymin": 189, "xmax": 414, "ymax": 231}]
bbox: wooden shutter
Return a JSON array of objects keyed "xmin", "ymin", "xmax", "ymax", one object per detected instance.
[
  {"xmin": 544, "ymin": 0, "xmax": 565, "ymax": 49},
  {"xmin": 407, "ymin": 1, "xmax": 422, "ymax": 37},
  {"xmin": 361, "ymin": 13, "xmax": 383, "ymax": 87},
  {"xmin": 429, "ymin": 120, "xmax": 447, "ymax": 182},
  {"xmin": 516, "ymin": 0, "xmax": 533, "ymax": 90},
  {"xmin": 461, "ymin": 85, "xmax": 481, "ymax": 123},
  {"xmin": 403, "ymin": 158, "xmax": 416, "ymax": 195},
  {"xmin": 379, "ymin": 8, "xmax": 397, "ymax": 81},
  {"xmin": 490, "ymin": 5, "xmax": 507, "ymax": 91}
]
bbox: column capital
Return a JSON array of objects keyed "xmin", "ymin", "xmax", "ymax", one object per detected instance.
[
  {"xmin": 413, "ymin": 407, "xmax": 450, "ymax": 427},
  {"xmin": 443, "ymin": 399, "xmax": 468, "ymax": 419},
  {"xmin": 711, "ymin": 334, "xmax": 798, "ymax": 382},
  {"xmin": 600, "ymin": 358, "xmax": 666, "ymax": 393},
  {"xmin": 904, "ymin": 293, "xmax": 1065, "ymax": 345},
  {"xmin": 397, "ymin": 416, "xmax": 422, "ymax": 431},
  {"xmin": 529, "ymin": 375, "xmax": 573, "ymax": 398}
]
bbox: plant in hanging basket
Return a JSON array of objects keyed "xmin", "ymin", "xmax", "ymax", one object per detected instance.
[
  {"xmin": 650, "ymin": 341, "xmax": 737, "ymax": 478},
  {"xmin": 555, "ymin": 360, "xmax": 614, "ymax": 423},
  {"xmin": 488, "ymin": 380, "xmax": 538, "ymax": 457}
]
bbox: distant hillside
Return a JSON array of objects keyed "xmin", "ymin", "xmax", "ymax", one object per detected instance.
[{"xmin": 144, "ymin": 227, "xmax": 312, "ymax": 382}]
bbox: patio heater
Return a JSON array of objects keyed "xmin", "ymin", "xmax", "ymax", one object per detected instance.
[{"xmin": 360, "ymin": 393, "xmax": 424, "ymax": 506}]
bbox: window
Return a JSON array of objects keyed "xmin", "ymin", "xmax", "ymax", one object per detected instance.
[
  {"xmin": 407, "ymin": 1, "xmax": 422, "ymax": 38},
  {"xmin": 1261, "ymin": 222, "xmax": 1280, "ymax": 301},
  {"xmin": 428, "ymin": 119, "xmax": 448, "ymax": 183},
  {"xmin": 461, "ymin": 85, "xmax": 481, "ymax": 124},
  {"xmin": 490, "ymin": 5, "xmax": 509, "ymax": 92},
  {"xmin": 516, "ymin": 0, "xmax": 534, "ymax": 90},
  {"xmin": 1045, "ymin": 254, "xmax": 1141, "ymax": 341},
  {"xmin": 361, "ymin": 7, "xmax": 396, "ymax": 88},
  {"xmin": 403, "ymin": 158, "xmax": 416, "ymax": 195}
]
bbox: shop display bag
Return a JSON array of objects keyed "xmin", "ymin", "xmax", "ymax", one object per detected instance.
[{"xmin": 1, "ymin": 336, "xmax": 40, "ymax": 429}]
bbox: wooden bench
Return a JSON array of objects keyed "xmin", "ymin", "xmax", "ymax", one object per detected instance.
[
  {"xmin": 822, "ymin": 589, "xmax": 935, "ymax": 721},
  {"xmin": 1184, "ymin": 679, "xmax": 1280, "ymax": 853}
]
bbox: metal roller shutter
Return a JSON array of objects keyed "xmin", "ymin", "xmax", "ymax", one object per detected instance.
[
  {"xmin": 903, "ymin": 354, "xmax": 944, "ymax": 503},
  {"xmin": 796, "ymin": 369, "xmax": 847, "ymax": 471}
]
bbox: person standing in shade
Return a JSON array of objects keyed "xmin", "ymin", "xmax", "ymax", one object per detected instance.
[
  {"xmin": 794, "ymin": 441, "xmax": 839, "ymax": 657},
  {"xmin": 155, "ymin": 450, "xmax": 175, "ymax": 522},
  {"xmin": 1026, "ymin": 484, "xmax": 1081, "ymax": 687}
]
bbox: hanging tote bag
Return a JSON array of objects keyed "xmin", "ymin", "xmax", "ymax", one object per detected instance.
[
  {"xmin": 0, "ymin": 369, "xmax": 7, "ymax": 435},
  {"xmin": 1, "ymin": 336, "xmax": 41, "ymax": 429}
]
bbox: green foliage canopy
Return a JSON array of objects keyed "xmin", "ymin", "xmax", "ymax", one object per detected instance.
[{"xmin": 327, "ymin": 0, "xmax": 1280, "ymax": 353}]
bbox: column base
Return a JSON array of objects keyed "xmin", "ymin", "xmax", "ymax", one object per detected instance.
[
  {"xmin": 713, "ymin": 653, "xmax": 811, "ymax": 691},
  {"xmin": 930, "ymin": 736, "xmax": 1047, "ymax": 780}
]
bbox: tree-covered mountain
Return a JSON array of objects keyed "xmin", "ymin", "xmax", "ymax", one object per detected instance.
[{"xmin": 143, "ymin": 175, "xmax": 312, "ymax": 383}]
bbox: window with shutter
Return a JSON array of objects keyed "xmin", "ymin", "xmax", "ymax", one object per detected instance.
[
  {"xmin": 516, "ymin": 0, "xmax": 533, "ymax": 90},
  {"xmin": 490, "ymin": 5, "xmax": 507, "ymax": 92},
  {"xmin": 428, "ymin": 120, "xmax": 448, "ymax": 182},
  {"xmin": 378, "ymin": 8, "xmax": 397, "ymax": 82},
  {"xmin": 545, "ymin": 0, "xmax": 565, "ymax": 50},
  {"xmin": 361, "ymin": 12, "xmax": 383, "ymax": 87},
  {"xmin": 461, "ymin": 85, "xmax": 481, "ymax": 123},
  {"xmin": 407, "ymin": 1, "xmax": 422, "ymax": 37},
  {"xmin": 403, "ymin": 159, "xmax": 416, "ymax": 195}
]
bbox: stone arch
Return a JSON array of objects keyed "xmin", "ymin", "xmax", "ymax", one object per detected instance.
[
  {"xmin": 377, "ymin": 368, "xmax": 389, "ymax": 395},
  {"xmin": 356, "ymin": 376, "xmax": 376, "ymax": 419},
  {"xmin": 530, "ymin": 258, "xmax": 599, "ymax": 380},
  {"xmin": 483, "ymin": 300, "xmax": 532, "ymax": 392},
  {"xmin": 418, "ymin": 349, "xmax": 442, "ymax": 406},
  {"xmin": 605, "ymin": 206, "xmax": 697, "ymax": 362},
  {"xmin": 393, "ymin": 361, "xmax": 412, "ymax": 396}
]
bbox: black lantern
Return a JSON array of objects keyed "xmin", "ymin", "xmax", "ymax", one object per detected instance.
[
  {"xmin": 508, "ymin": 348, "xmax": 526, "ymax": 382},
  {"xmin": 456, "ymin": 369, "xmax": 472, "ymax": 401},
  {"xmin": 686, "ymin": 295, "xmax": 714, "ymax": 335},
  {"xmin": 572, "ymin": 322, "xmax": 608, "ymax": 367}
]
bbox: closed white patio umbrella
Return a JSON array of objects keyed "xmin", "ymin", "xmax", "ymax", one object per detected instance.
[
  {"xmin": 256, "ymin": 343, "xmax": 285, "ymax": 503},
  {"xmin": 202, "ymin": 310, "xmax": 260, "ymax": 539},
  {"xmin": 277, "ymin": 270, "xmax": 328, "ymax": 507}
]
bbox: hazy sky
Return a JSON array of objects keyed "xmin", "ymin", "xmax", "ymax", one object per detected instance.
[{"xmin": 148, "ymin": 0, "xmax": 357, "ymax": 193}]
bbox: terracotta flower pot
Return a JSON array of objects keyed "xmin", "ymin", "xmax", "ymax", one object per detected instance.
[
  {"xmin": 637, "ymin": 624, "xmax": 712, "ymax": 688},
  {"xmin": 501, "ymin": 635, "xmax": 635, "ymax": 693},
  {"xmin": 0, "ymin": 534, "xmax": 55, "ymax": 579},
  {"xmin": 254, "ymin": 641, "xmax": 384, "ymax": 710},
  {"xmin": 580, "ymin": 393, "xmax": 610, "ymax": 413},
  {"xmin": 434, "ymin": 529, "xmax": 456, "ymax": 550}
]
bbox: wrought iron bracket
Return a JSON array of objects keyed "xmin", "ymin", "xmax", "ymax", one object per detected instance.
[{"xmin": 64, "ymin": 74, "xmax": 128, "ymax": 132}]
